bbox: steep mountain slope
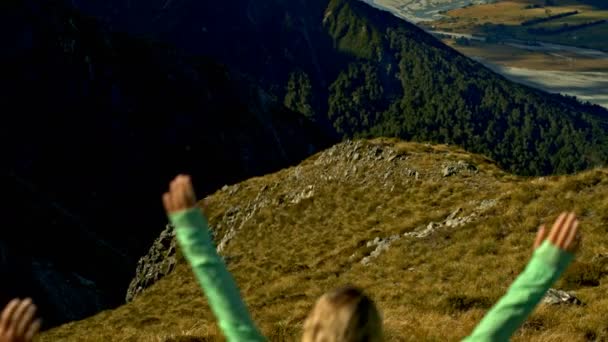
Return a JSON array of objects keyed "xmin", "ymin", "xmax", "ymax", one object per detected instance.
[
  {"xmin": 40, "ymin": 139, "xmax": 608, "ymax": 341},
  {"xmin": 71, "ymin": 0, "xmax": 608, "ymax": 176},
  {"xmin": 1, "ymin": 0, "xmax": 331, "ymax": 328}
]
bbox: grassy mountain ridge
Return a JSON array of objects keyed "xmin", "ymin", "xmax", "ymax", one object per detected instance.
[{"xmin": 41, "ymin": 139, "xmax": 608, "ymax": 341}]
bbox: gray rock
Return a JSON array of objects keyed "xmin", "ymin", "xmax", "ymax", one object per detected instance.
[
  {"xmin": 290, "ymin": 185, "xmax": 315, "ymax": 204},
  {"xmin": 125, "ymin": 224, "xmax": 177, "ymax": 302},
  {"xmin": 361, "ymin": 235, "xmax": 400, "ymax": 265},
  {"xmin": 477, "ymin": 199, "xmax": 498, "ymax": 211},
  {"xmin": 543, "ymin": 288, "xmax": 582, "ymax": 305},
  {"xmin": 442, "ymin": 165, "xmax": 457, "ymax": 177},
  {"xmin": 442, "ymin": 160, "xmax": 477, "ymax": 177},
  {"xmin": 446, "ymin": 208, "xmax": 462, "ymax": 221},
  {"xmin": 228, "ymin": 184, "xmax": 240, "ymax": 195}
]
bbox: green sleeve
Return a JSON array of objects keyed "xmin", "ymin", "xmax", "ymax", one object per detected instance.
[
  {"xmin": 463, "ymin": 240, "xmax": 574, "ymax": 342},
  {"xmin": 169, "ymin": 207, "xmax": 266, "ymax": 342}
]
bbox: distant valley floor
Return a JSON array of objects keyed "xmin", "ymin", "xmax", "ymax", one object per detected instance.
[
  {"xmin": 479, "ymin": 58, "xmax": 608, "ymax": 109},
  {"xmin": 446, "ymin": 39, "xmax": 608, "ymax": 109},
  {"xmin": 369, "ymin": 0, "xmax": 498, "ymax": 22},
  {"xmin": 369, "ymin": 0, "xmax": 608, "ymax": 108}
]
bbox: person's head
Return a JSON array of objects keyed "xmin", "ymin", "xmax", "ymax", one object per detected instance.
[{"xmin": 302, "ymin": 286, "xmax": 383, "ymax": 342}]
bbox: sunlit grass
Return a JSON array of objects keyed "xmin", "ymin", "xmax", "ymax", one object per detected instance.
[{"xmin": 39, "ymin": 139, "xmax": 608, "ymax": 341}]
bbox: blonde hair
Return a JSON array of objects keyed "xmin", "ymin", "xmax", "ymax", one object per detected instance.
[{"xmin": 302, "ymin": 286, "xmax": 383, "ymax": 342}]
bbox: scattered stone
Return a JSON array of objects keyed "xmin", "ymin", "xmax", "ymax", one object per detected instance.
[
  {"xmin": 228, "ymin": 184, "xmax": 240, "ymax": 195},
  {"xmin": 477, "ymin": 199, "xmax": 498, "ymax": 211},
  {"xmin": 361, "ymin": 235, "xmax": 400, "ymax": 265},
  {"xmin": 405, "ymin": 169, "xmax": 418, "ymax": 177},
  {"xmin": 290, "ymin": 185, "xmax": 315, "ymax": 204},
  {"xmin": 294, "ymin": 167, "xmax": 302, "ymax": 179},
  {"xmin": 542, "ymin": 288, "xmax": 583, "ymax": 305},
  {"xmin": 446, "ymin": 208, "xmax": 462, "ymax": 221},
  {"xmin": 442, "ymin": 160, "xmax": 478, "ymax": 177}
]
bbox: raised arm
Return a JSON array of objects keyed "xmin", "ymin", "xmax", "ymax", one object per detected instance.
[
  {"xmin": 463, "ymin": 212, "xmax": 580, "ymax": 342},
  {"xmin": 163, "ymin": 175, "xmax": 265, "ymax": 342}
]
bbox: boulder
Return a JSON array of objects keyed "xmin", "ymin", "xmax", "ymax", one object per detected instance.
[{"xmin": 542, "ymin": 288, "xmax": 583, "ymax": 306}]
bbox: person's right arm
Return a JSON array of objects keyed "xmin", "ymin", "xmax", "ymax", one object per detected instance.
[
  {"xmin": 463, "ymin": 212, "xmax": 580, "ymax": 342},
  {"xmin": 163, "ymin": 175, "xmax": 266, "ymax": 342},
  {"xmin": 462, "ymin": 240, "xmax": 573, "ymax": 341}
]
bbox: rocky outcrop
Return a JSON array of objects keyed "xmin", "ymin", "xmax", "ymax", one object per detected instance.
[
  {"xmin": 126, "ymin": 225, "xmax": 178, "ymax": 303},
  {"xmin": 542, "ymin": 288, "xmax": 583, "ymax": 306},
  {"xmin": 129, "ymin": 140, "xmax": 498, "ymax": 292},
  {"xmin": 442, "ymin": 160, "xmax": 478, "ymax": 177},
  {"xmin": 360, "ymin": 235, "xmax": 400, "ymax": 265},
  {"xmin": 361, "ymin": 199, "xmax": 499, "ymax": 265}
]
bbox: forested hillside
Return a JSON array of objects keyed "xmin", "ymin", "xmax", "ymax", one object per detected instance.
[{"xmin": 71, "ymin": 0, "xmax": 608, "ymax": 176}]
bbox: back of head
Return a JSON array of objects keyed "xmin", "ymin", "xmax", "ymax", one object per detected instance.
[{"xmin": 302, "ymin": 286, "xmax": 383, "ymax": 342}]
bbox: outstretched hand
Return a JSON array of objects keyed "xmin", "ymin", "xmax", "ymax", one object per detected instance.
[
  {"xmin": 163, "ymin": 174, "xmax": 198, "ymax": 214},
  {"xmin": 533, "ymin": 212, "xmax": 580, "ymax": 253},
  {"xmin": 0, "ymin": 298, "xmax": 41, "ymax": 342}
]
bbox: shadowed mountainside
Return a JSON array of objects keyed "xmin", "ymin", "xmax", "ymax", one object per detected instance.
[
  {"xmin": 0, "ymin": 0, "xmax": 331, "ymax": 328},
  {"xmin": 71, "ymin": 0, "xmax": 608, "ymax": 176}
]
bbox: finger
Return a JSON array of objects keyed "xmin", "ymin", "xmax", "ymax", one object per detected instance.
[
  {"xmin": 24, "ymin": 318, "xmax": 41, "ymax": 341},
  {"xmin": 556, "ymin": 212, "xmax": 577, "ymax": 249},
  {"xmin": 534, "ymin": 225, "xmax": 547, "ymax": 250},
  {"xmin": 11, "ymin": 299, "xmax": 32, "ymax": 330},
  {"xmin": 0, "ymin": 299, "xmax": 20, "ymax": 331},
  {"xmin": 564, "ymin": 219, "xmax": 580, "ymax": 252},
  {"xmin": 170, "ymin": 177, "xmax": 180, "ymax": 195},
  {"xmin": 173, "ymin": 177, "xmax": 187, "ymax": 210},
  {"xmin": 15, "ymin": 302, "xmax": 36, "ymax": 337},
  {"xmin": 183, "ymin": 175, "xmax": 196, "ymax": 206},
  {"xmin": 547, "ymin": 212, "xmax": 568, "ymax": 245}
]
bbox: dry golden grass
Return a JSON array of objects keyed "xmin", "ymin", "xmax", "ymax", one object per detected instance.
[
  {"xmin": 443, "ymin": 39, "xmax": 608, "ymax": 71},
  {"xmin": 429, "ymin": 0, "xmax": 608, "ymax": 51},
  {"xmin": 38, "ymin": 139, "xmax": 608, "ymax": 341},
  {"xmin": 444, "ymin": 1, "xmax": 586, "ymax": 27}
]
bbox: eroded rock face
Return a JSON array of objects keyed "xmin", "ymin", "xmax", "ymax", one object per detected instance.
[{"xmin": 125, "ymin": 224, "xmax": 178, "ymax": 303}]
